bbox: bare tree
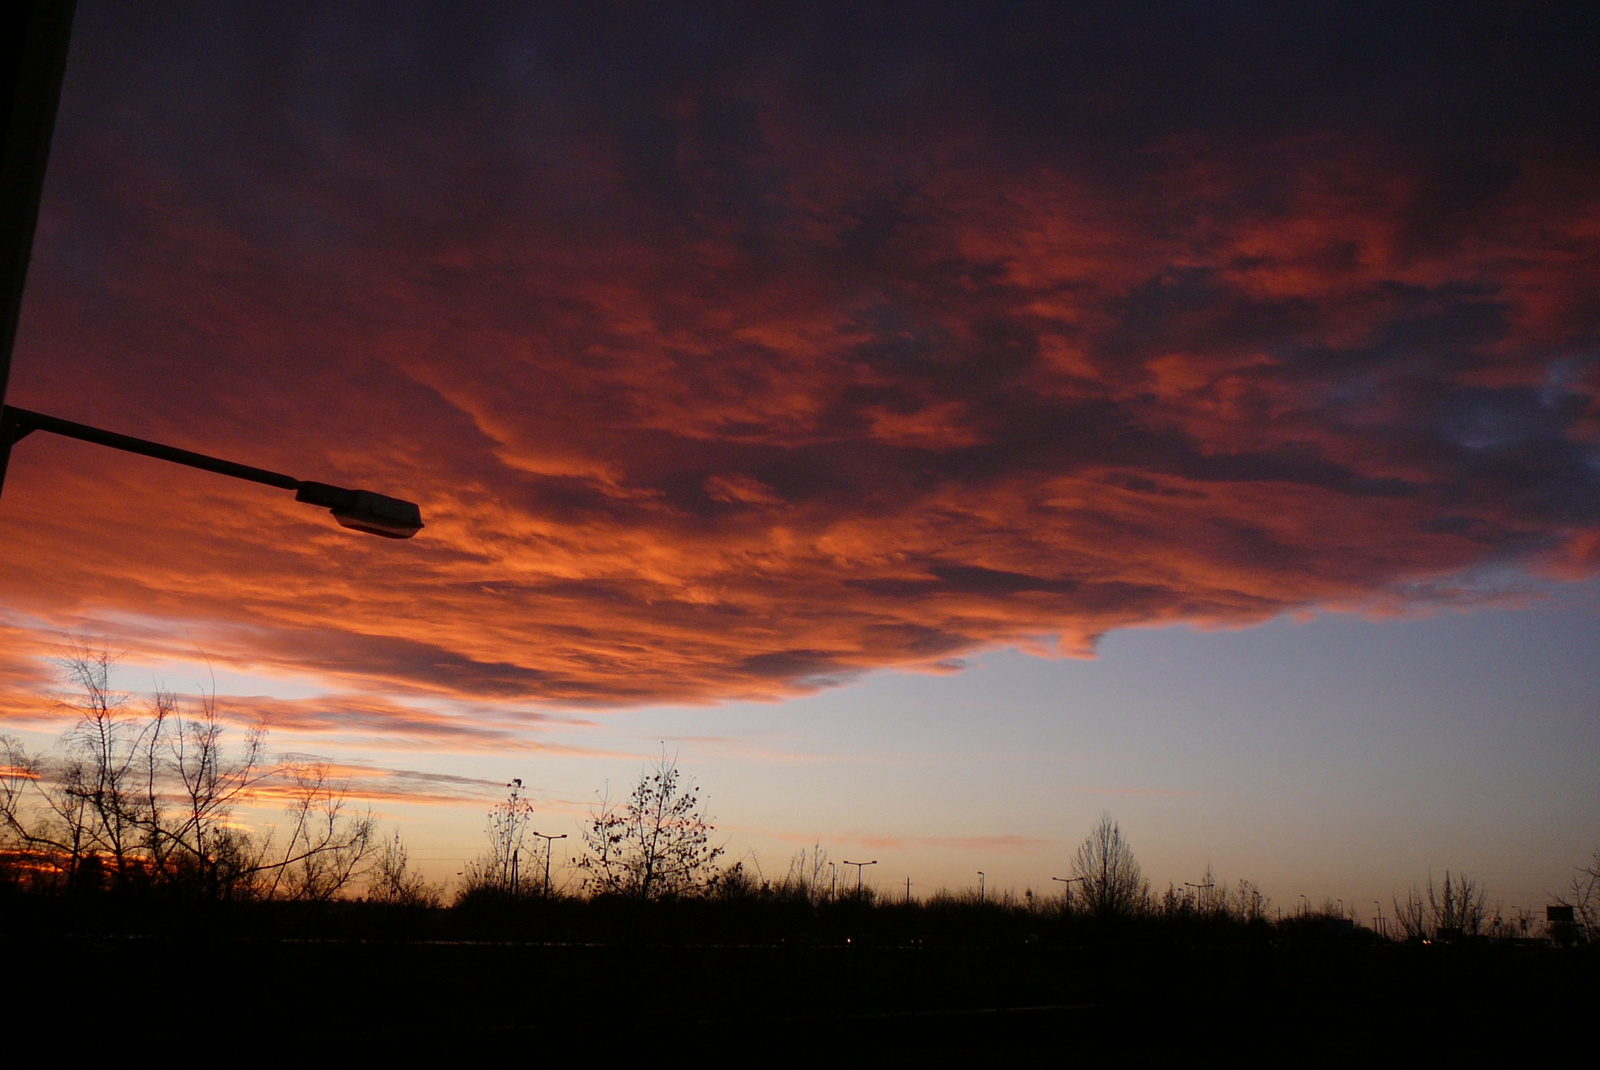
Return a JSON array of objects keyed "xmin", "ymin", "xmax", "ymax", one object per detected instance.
[
  {"xmin": 156, "ymin": 686, "xmax": 269, "ymax": 896},
  {"xmin": 367, "ymin": 831, "xmax": 442, "ymax": 907},
  {"xmin": 1426, "ymin": 870, "xmax": 1486, "ymax": 938},
  {"xmin": 579, "ymin": 752, "xmax": 724, "ymax": 900},
  {"xmin": 0, "ymin": 646, "xmax": 158, "ymax": 889},
  {"xmin": 1071, "ymin": 813, "xmax": 1148, "ymax": 917},
  {"xmin": 460, "ymin": 778, "xmax": 539, "ymax": 897},
  {"xmin": 1390, "ymin": 872, "xmax": 1486, "ymax": 941},
  {"xmin": 0, "ymin": 644, "xmax": 372, "ymax": 900},
  {"xmin": 1566, "ymin": 848, "xmax": 1600, "ymax": 942},
  {"xmin": 1393, "ymin": 886, "xmax": 1427, "ymax": 940},
  {"xmin": 781, "ymin": 841, "xmax": 835, "ymax": 904},
  {"xmin": 261, "ymin": 762, "xmax": 376, "ymax": 901},
  {"xmin": 1229, "ymin": 878, "xmax": 1270, "ymax": 923}
]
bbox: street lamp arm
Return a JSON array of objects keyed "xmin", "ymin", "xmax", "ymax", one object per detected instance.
[
  {"xmin": 1, "ymin": 405, "xmax": 424, "ymax": 538},
  {"xmin": 5, "ymin": 405, "xmax": 300, "ymax": 489}
]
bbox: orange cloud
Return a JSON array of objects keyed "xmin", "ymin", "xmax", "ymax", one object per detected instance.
[{"xmin": 2, "ymin": 5, "xmax": 1597, "ymax": 718}]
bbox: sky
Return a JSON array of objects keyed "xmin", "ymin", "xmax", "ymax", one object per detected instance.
[{"xmin": 2, "ymin": 1, "xmax": 1598, "ymax": 913}]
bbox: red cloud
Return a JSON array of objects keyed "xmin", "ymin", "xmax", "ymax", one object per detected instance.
[{"xmin": 3, "ymin": 7, "xmax": 1597, "ymax": 711}]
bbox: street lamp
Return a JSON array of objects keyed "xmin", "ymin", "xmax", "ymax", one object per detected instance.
[
  {"xmin": 841, "ymin": 859, "xmax": 877, "ymax": 894},
  {"xmin": 0, "ymin": 11, "xmax": 420, "ymax": 541},
  {"xmin": 1, "ymin": 406, "xmax": 423, "ymax": 538},
  {"xmin": 529, "ymin": 831, "xmax": 567, "ymax": 897},
  {"xmin": 1052, "ymin": 875, "xmax": 1083, "ymax": 910}
]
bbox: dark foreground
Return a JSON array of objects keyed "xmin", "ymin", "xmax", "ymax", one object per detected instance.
[{"xmin": 5, "ymin": 897, "xmax": 1594, "ymax": 1059}]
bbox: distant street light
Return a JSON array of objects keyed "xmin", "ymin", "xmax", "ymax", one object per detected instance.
[
  {"xmin": 529, "ymin": 831, "xmax": 567, "ymax": 897},
  {"xmin": 841, "ymin": 859, "xmax": 877, "ymax": 894},
  {"xmin": 1052, "ymin": 875, "xmax": 1083, "ymax": 909},
  {"xmin": 1, "ymin": 406, "xmax": 423, "ymax": 538},
  {"xmin": 977, "ymin": 871, "xmax": 985, "ymax": 901}
]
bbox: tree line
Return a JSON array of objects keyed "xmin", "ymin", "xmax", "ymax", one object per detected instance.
[{"xmin": 5, "ymin": 648, "xmax": 1598, "ymax": 948}]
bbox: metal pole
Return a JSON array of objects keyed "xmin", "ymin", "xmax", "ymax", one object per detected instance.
[
  {"xmin": 0, "ymin": 1, "xmax": 78, "ymax": 498},
  {"xmin": 842, "ymin": 859, "xmax": 877, "ymax": 894},
  {"xmin": 0, "ymin": 405, "xmax": 423, "ymax": 535},
  {"xmin": 4, "ymin": 405, "xmax": 298, "ymax": 491},
  {"xmin": 530, "ymin": 831, "xmax": 567, "ymax": 897}
]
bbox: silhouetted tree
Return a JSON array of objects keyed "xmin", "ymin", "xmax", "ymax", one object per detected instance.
[
  {"xmin": 1426, "ymin": 870, "xmax": 1485, "ymax": 938},
  {"xmin": 781, "ymin": 841, "xmax": 835, "ymax": 904},
  {"xmin": 1229, "ymin": 878, "xmax": 1270, "ymax": 923},
  {"xmin": 0, "ymin": 644, "xmax": 372, "ymax": 900},
  {"xmin": 367, "ymin": 830, "xmax": 442, "ymax": 907},
  {"xmin": 579, "ymin": 752, "xmax": 724, "ymax": 899},
  {"xmin": 1391, "ymin": 872, "xmax": 1486, "ymax": 941},
  {"xmin": 1566, "ymin": 848, "xmax": 1600, "ymax": 942},
  {"xmin": 1393, "ymin": 885, "xmax": 1427, "ymax": 940},
  {"xmin": 261, "ymin": 762, "xmax": 375, "ymax": 901},
  {"xmin": 460, "ymin": 778, "xmax": 538, "ymax": 896},
  {"xmin": 1071, "ymin": 813, "xmax": 1148, "ymax": 917}
]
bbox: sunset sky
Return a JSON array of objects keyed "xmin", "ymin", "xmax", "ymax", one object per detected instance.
[{"xmin": 3, "ymin": 2, "xmax": 1598, "ymax": 914}]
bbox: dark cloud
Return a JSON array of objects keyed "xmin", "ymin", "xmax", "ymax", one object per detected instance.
[{"xmin": 2, "ymin": 1, "xmax": 1597, "ymax": 709}]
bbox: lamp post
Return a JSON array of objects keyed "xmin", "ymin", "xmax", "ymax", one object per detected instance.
[
  {"xmin": 1053, "ymin": 875, "xmax": 1083, "ymax": 911},
  {"xmin": 1, "ymin": 2, "xmax": 77, "ymax": 441},
  {"xmin": 529, "ymin": 831, "xmax": 567, "ymax": 897},
  {"xmin": 841, "ymin": 859, "xmax": 877, "ymax": 895},
  {"xmin": 1, "ymin": 406, "xmax": 423, "ymax": 537},
  {"xmin": 0, "ymin": 9, "xmax": 421, "ymax": 540},
  {"xmin": 977, "ymin": 871, "xmax": 985, "ymax": 902}
]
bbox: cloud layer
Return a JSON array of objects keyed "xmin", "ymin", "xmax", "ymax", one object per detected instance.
[{"xmin": 4, "ymin": 2, "xmax": 1598, "ymax": 709}]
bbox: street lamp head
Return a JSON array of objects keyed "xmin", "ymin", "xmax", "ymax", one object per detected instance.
[{"xmin": 295, "ymin": 481, "xmax": 424, "ymax": 539}]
